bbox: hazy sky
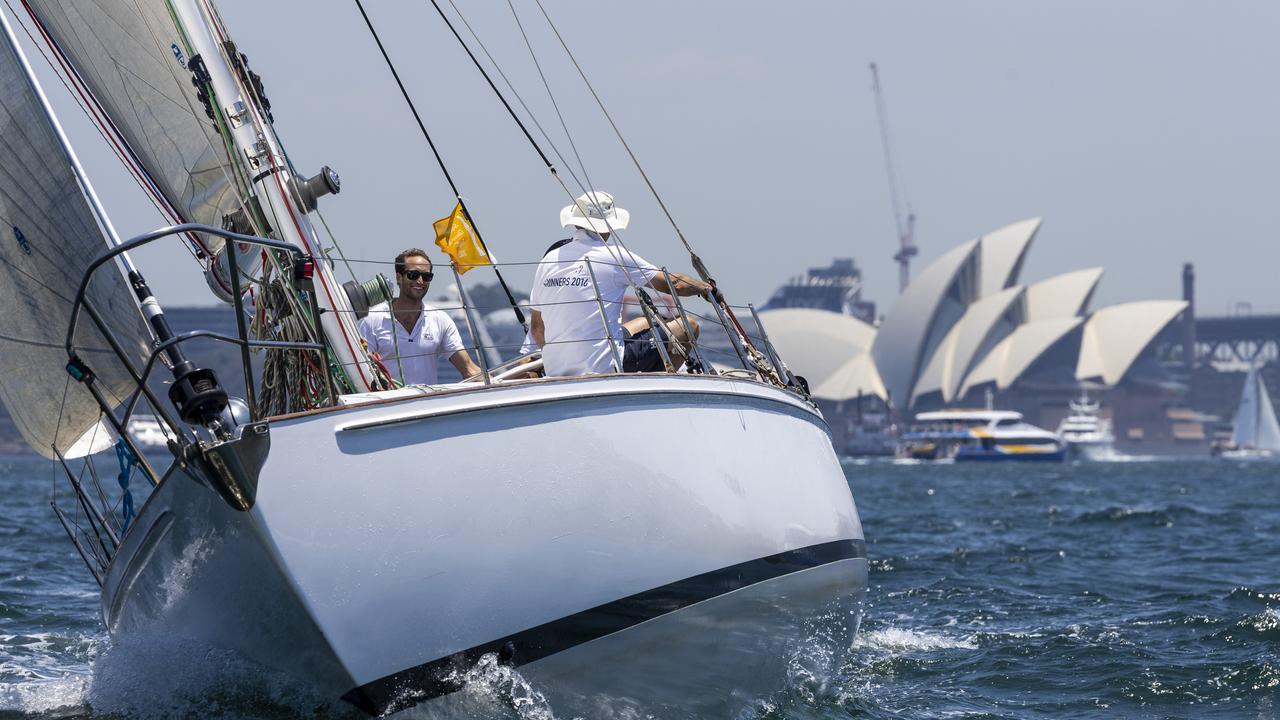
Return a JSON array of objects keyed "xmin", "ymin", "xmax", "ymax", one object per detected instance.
[{"xmin": 17, "ymin": 1, "xmax": 1280, "ymax": 317}]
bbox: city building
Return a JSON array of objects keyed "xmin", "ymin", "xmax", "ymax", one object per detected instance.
[{"xmin": 760, "ymin": 258, "xmax": 876, "ymax": 323}]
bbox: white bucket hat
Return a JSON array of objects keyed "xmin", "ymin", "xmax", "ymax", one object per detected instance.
[{"xmin": 560, "ymin": 191, "xmax": 629, "ymax": 234}]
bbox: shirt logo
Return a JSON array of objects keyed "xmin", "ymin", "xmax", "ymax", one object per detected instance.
[{"xmin": 543, "ymin": 276, "xmax": 591, "ymax": 287}]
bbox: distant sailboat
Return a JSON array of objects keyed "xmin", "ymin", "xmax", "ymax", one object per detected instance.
[{"xmin": 1221, "ymin": 366, "xmax": 1280, "ymax": 460}]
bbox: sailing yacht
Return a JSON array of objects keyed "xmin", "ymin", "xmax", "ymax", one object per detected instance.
[
  {"xmin": 0, "ymin": 1, "xmax": 866, "ymax": 716},
  {"xmin": 1218, "ymin": 366, "xmax": 1280, "ymax": 461}
]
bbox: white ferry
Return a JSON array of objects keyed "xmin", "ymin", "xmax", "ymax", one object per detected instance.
[{"xmin": 899, "ymin": 409, "xmax": 1065, "ymax": 462}]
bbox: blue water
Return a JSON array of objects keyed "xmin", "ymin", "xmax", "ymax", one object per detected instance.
[{"xmin": 1, "ymin": 455, "xmax": 1277, "ymax": 718}]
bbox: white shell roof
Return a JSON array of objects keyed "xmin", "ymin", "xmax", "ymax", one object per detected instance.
[
  {"xmin": 958, "ymin": 316, "xmax": 1085, "ymax": 398},
  {"xmin": 911, "ymin": 285, "xmax": 1026, "ymax": 404},
  {"xmin": 758, "ymin": 308, "xmax": 877, "ymax": 389},
  {"xmin": 871, "ymin": 239, "xmax": 980, "ymax": 408},
  {"xmin": 811, "ymin": 352, "xmax": 887, "ymax": 402},
  {"xmin": 978, "ymin": 218, "xmax": 1041, "ymax": 297},
  {"xmin": 1076, "ymin": 300, "xmax": 1188, "ymax": 385},
  {"xmin": 1025, "ymin": 267, "xmax": 1103, "ymax": 321}
]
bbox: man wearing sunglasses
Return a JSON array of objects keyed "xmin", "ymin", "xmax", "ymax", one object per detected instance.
[{"xmin": 358, "ymin": 248, "xmax": 482, "ymax": 386}]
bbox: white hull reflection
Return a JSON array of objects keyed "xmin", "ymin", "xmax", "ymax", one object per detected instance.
[{"xmin": 102, "ymin": 375, "xmax": 867, "ymax": 716}]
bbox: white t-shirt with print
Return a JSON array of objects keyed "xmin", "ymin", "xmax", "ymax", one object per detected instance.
[
  {"xmin": 358, "ymin": 301, "xmax": 466, "ymax": 386},
  {"xmin": 529, "ymin": 228, "xmax": 659, "ymax": 376}
]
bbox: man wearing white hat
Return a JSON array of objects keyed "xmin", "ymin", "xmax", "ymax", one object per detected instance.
[{"xmin": 529, "ymin": 191, "xmax": 714, "ymax": 377}]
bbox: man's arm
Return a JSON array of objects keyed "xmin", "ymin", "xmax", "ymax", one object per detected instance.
[
  {"xmin": 531, "ymin": 310, "xmax": 546, "ymax": 348},
  {"xmin": 648, "ymin": 271, "xmax": 718, "ymax": 300},
  {"xmin": 449, "ymin": 349, "xmax": 482, "ymax": 378}
]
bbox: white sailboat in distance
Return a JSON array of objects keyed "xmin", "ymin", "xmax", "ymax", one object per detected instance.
[
  {"xmin": 0, "ymin": 1, "xmax": 867, "ymax": 716},
  {"xmin": 1219, "ymin": 365, "xmax": 1280, "ymax": 461}
]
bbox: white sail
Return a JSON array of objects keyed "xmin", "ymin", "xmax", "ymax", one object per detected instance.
[
  {"xmin": 19, "ymin": 0, "xmax": 242, "ymax": 255},
  {"xmin": 1231, "ymin": 367, "xmax": 1280, "ymax": 452},
  {"xmin": 0, "ymin": 14, "xmax": 152, "ymax": 458},
  {"xmin": 1254, "ymin": 371, "xmax": 1280, "ymax": 452},
  {"xmin": 1230, "ymin": 367, "xmax": 1259, "ymax": 448}
]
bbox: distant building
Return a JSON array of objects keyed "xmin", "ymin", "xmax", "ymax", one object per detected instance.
[
  {"xmin": 760, "ymin": 258, "xmax": 876, "ymax": 323},
  {"xmin": 758, "ymin": 218, "xmax": 1202, "ymax": 455}
]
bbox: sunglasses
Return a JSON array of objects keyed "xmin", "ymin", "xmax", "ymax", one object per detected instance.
[{"xmin": 403, "ymin": 270, "xmax": 434, "ymax": 282}]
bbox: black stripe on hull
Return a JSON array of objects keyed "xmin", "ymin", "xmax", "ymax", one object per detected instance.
[{"xmin": 342, "ymin": 538, "xmax": 867, "ymax": 716}]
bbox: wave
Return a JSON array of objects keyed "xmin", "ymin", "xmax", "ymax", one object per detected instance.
[
  {"xmin": 397, "ymin": 653, "xmax": 573, "ymax": 720},
  {"xmin": 0, "ymin": 631, "xmax": 96, "ymax": 717},
  {"xmin": 80, "ymin": 631, "xmax": 350, "ymax": 720},
  {"xmin": 854, "ymin": 626, "xmax": 977, "ymax": 653},
  {"xmin": 1069, "ymin": 504, "xmax": 1218, "ymax": 526},
  {"xmin": 1227, "ymin": 586, "xmax": 1280, "ymax": 604}
]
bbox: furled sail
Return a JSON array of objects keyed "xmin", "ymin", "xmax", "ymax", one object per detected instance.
[
  {"xmin": 0, "ymin": 16, "xmax": 152, "ymax": 458},
  {"xmin": 20, "ymin": 0, "xmax": 243, "ymax": 255}
]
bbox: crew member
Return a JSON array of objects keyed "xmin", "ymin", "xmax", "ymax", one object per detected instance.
[
  {"xmin": 359, "ymin": 248, "xmax": 482, "ymax": 385},
  {"xmin": 529, "ymin": 191, "xmax": 714, "ymax": 377}
]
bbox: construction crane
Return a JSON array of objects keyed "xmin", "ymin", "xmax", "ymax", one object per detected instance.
[{"xmin": 869, "ymin": 62, "xmax": 917, "ymax": 293}]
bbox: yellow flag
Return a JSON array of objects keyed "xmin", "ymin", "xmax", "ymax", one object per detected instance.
[{"xmin": 432, "ymin": 202, "xmax": 490, "ymax": 275}]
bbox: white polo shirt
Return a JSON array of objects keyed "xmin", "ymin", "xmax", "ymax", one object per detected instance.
[
  {"xmin": 358, "ymin": 301, "xmax": 466, "ymax": 386},
  {"xmin": 530, "ymin": 228, "xmax": 659, "ymax": 376}
]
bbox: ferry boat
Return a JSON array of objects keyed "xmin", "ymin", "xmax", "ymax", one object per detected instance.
[
  {"xmin": 899, "ymin": 409, "xmax": 1065, "ymax": 462},
  {"xmin": 1056, "ymin": 392, "xmax": 1116, "ymax": 461}
]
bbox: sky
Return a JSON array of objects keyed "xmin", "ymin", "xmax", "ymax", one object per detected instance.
[{"xmin": 14, "ymin": 0, "xmax": 1280, "ymax": 318}]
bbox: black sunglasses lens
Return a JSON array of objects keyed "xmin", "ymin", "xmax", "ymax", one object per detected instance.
[{"xmin": 405, "ymin": 270, "xmax": 433, "ymax": 281}]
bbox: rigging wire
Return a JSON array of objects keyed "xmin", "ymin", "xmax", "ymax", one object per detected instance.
[
  {"xmin": 495, "ymin": 0, "xmax": 685, "ymax": 370},
  {"xmin": 425, "ymin": 0, "xmax": 660, "ymax": 309},
  {"xmin": 526, "ymin": 0, "xmax": 772, "ymax": 364},
  {"xmin": 440, "ymin": 0, "xmax": 591, "ymax": 206},
  {"xmin": 413, "ymin": 0, "xmax": 721, "ymax": 373},
  {"xmin": 423, "ymin": 0, "xmax": 689, "ymax": 371},
  {"xmin": 501, "ymin": 0, "xmax": 595, "ymax": 197},
  {"xmin": 529, "ymin": 0, "xmax": 694, "ymax": 266},
  {"xmin": 351, "ymin": 0, "xmax": 528, "ymax": 332}
]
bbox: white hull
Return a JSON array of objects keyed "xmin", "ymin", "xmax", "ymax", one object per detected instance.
[
  {"xmin": 102, "ymin": 375, "xmax": 866, "ymax": 715},
  {"xmin": 1218, "ymin": 448, "xmax": 1280, "ymax": 462},
  {"xmin": 1064, "ymin": 437, "xmax": 1119, "ymax": 461}
]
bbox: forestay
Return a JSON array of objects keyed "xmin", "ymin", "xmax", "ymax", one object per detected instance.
[
  {"xmin": 22, "ymin": 0, "xmax": 242, "ymax": 254},
  {"xmin": 0, "ymin": 23, "xmax": 151, "ymax": 458}
]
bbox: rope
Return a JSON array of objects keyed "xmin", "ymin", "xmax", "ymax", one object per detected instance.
[
  {"xmin": 526, "ymin": 0, "xmax": 775, "ymax": 373},
  {"xmin": 420, "ymin": 0, "xmax": 670, "ymax": 355},
  {"xmin": 350, "ymin": 0, "xmax": 527, "ymax": 333},
  {"xmin": 114, "ymin": 438, "xmax": 136, "ymax": 531}
]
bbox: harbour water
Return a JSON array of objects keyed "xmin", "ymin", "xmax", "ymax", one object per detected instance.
[{"xmin": 0, "ymin": 455, "xmax": 1276, "ymax": 719}]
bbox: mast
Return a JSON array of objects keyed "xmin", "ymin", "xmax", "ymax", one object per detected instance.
[{"xmin": 167, "ymin": 0, "xmax": 377, "ymax": 394}]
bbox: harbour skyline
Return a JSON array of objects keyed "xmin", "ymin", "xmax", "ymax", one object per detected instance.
[{"xmin": 12, "ymin": 0, "xmax": 1278, "ymax": 314}]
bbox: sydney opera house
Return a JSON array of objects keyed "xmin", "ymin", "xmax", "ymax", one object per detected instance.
[{"xmin": 759, "ymin": 218, "xmax": 1203, "ymax": 455}]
